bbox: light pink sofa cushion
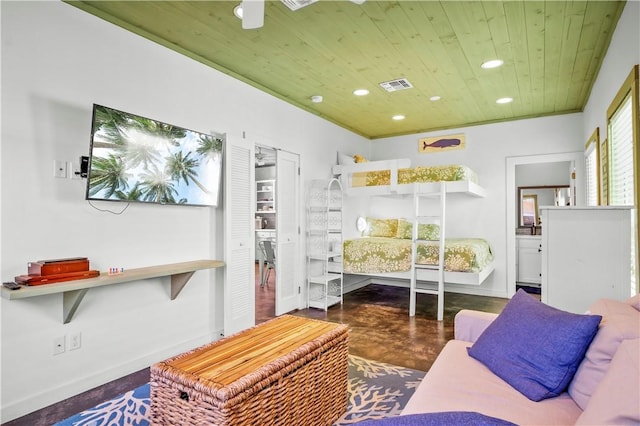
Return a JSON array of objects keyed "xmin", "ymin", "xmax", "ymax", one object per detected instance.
[
  {"xmin": 402, "ymin": 340, "xmax": 582, "ymax": 425},
  {"xmin": 625, "ymin": 293, "xmax": 640, "ymax": 310},
  {"xmin": 576, "ymin": 338, "xmax": 640, "ymax": 425},
  {"xmin": 454, "ymin": 309, "xmax": 498, "ymax": 342},
  {"xmin": 568, "ymin": 298, "xmax": 640, "ymax": 410}
]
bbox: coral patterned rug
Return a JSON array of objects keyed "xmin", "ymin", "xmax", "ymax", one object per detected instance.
[{"xmin": 55, "ymin": 354, "xmax": 425, "ymax": 426}]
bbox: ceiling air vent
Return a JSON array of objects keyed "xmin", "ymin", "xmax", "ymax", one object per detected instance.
[
  {"xmin": 379, "ymin": 78, "xmax": 413, "ymax": 92},
  {"xmin": 280, "ymin": 0, "xmax": 318, "ymax": 11}
]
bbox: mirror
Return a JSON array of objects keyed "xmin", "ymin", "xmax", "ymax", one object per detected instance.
[{"xmin": 518, "ymin": 185, "xmax": 571, "ymax": 227}]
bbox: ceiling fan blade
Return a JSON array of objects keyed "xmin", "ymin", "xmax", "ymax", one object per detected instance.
[{"xmin": 241, "ymin": 0, "xmax": 264, "ymax": 29}]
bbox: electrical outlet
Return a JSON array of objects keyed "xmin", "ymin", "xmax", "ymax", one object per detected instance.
[
  {"xmin": 53, "ymin": 336, "xmax": 65, "ymax": 355},
  {"xmin": 69, "ymin": 332, "xmax": 81, "ymax": 351},
  {"xmin": 53, "ymin": 160, "xmax": 67, "ymax": 179},
  {"xmin": 68, "ymin": 161, "xmax": 82, "ymax": 180}
]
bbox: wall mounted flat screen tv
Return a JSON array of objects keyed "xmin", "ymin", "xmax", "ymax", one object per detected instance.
[{"xmin": 86, "ymin": 104, "xmax": 223, "ymax": 207}]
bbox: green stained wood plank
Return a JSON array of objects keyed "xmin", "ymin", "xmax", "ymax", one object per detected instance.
[
  {"xmin": 574, "ymin": 2, "xmax": 625, "ymax": 109},
  {"xmin": 554, "ymin": 1, "xmax": 587, "ymax": 111},
  {"xmin": 524, "ymin": 1, "xmax": 546, "ymax": 113},
  {"xmin": 541, "ymin": 0, "xmax": 566, "ymax": 113},
  {"xmin": 431, "ymin": 2, "xmax": 486, "ymax": 124},
  {"xmin": 480, "ymin": 2, "xmax": 520, "ymax": 120},
  {"xmin": 503, "ymin": 1, "xmax": 533, "ymax": 116}
]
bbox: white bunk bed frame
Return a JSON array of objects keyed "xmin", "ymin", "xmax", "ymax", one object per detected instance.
[
  {"xmin": 333, "ymin": 159, "xmax": 495, "ymax": 320},
  {"xmin": 332, "ymin": 159, "xmax": 487, "ymax": 198}
]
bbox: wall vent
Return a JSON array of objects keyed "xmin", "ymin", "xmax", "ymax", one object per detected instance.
[
  {"xmin": 281, "ymin": 0, "xmax": 318, "ymax": 11},
  {"xmin": 379, "ymin": 78, "xmax": 413, "ymax": 92}
]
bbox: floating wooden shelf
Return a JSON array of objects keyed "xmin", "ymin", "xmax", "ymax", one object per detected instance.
[{"xmin": 1, "ymin": 259, "xmax": 224, "ymax": 323}]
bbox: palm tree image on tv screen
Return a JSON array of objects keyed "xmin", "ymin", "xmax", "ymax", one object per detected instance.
[{"xmin": 86, "ymin": 105, "xmax": 223, "ymax": 207}]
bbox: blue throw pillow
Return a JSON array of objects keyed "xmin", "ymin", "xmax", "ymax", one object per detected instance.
[
  {"xmin": 467, "ymin": 289, "xmax": 602, "ymax": 401},
  {"xmin": 355, "ymin": 412, "xmax": 517, "ymax": 425}
]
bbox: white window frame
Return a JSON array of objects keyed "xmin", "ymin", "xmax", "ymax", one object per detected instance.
[{"xmin": 584, "ymin": 128, "xmax": 600, "ymax": 206}]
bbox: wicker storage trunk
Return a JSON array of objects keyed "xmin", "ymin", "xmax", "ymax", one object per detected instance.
[{"xmin": 150, "ymin": 315, "xmax": 350, "ymax": 425}]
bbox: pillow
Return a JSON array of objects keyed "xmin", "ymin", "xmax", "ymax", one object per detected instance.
[
  {"xmin": 355, "ymin": 412, "xmax": 517, "ymax": 425},
  {"xmin": 396, "ymin": 218, "xmax": 413, "ymax": 239},
  {"xmin": 337, "ymin": 152, "xmax": 355, "ymax": 165},
  {"xmin": 576, "ymin": 339, "xmax": 640, "ymax": 425},
  {"xmin": 396, "ymin": 219, "xmax": 440, "ymax": 240},
  {"xmin": 467, "ymin": 289, "xmax": 602, "ymax": 402},
  {"xmin": 568, "ymin": 298, "xmax": 640, "ymax": 409},
  {"xmin": 365, "ymin": 218, "xmax": 397, "ymax": 238}
]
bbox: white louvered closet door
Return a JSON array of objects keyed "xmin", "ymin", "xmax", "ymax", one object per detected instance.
[
  {"xmin": 276, "ymin": 149, "xmax": 301, "ymax": 315},
  {"xmin": 223, "ymin": 135, "xmax": 255, "ymax": 335}
]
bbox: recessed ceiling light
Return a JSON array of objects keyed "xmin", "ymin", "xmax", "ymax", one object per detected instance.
[
  {"xmin": 392, "ymin": 115, "xmax": 405, "ymax": 121},
  {"xmin": 311, "ymin": 95, "xmax": 323, "ymax": 103},
  {"xmin": 233, "ymin": 4, "xmax": 243, "ymax": 19},
  {"xmin": 353, "ymin": 89, "xmax": 369, "ymax": 96},
  {"xmin": 430, "ymin": 96, "xmax": 441, "ymax": 101},
  {"xmin": 496, "ymin": 97, "xmax": 513, "ymax": 104},
  {"xmin": 481, "ymin": 59, "xmax": 504, "ymax": 69}
]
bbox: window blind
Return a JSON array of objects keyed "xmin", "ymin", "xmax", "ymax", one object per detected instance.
[
  {"xmin": 608, "ymin": 94, "xmax": 634, "ymax": 206},
  {"xmin": 585, "ymin": 143, "xmax": 598, "ymax": 206}
]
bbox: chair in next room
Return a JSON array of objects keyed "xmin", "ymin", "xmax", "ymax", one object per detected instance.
[{"xmin": 259, "ymin": 240, "xmax": 276, "ymax": 287}]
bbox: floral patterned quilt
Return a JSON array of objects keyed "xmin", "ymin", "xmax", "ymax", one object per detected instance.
[
  {"xmin": 343, "ymin": 237, "xmax": 493, "ymax": 274},
  {"xmin": 351, "ymin": 164, "xmax": 478, "ymax": 188}
]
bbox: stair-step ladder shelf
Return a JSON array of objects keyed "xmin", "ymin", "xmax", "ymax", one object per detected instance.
[
  {"xmin": 1, "ymin": 259, "xmax": 224, "ymax": 323},
  {"xmin": 307, "ymin": 178, "xmax": 343, "ymax": 310}
]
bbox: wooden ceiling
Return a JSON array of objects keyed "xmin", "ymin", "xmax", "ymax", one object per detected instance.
[{"xmin": 67, "ymin": 1, "xmax": 625, "ymax": 139}]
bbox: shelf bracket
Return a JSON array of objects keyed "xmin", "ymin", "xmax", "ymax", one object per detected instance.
[
  {"xmin": 171, "ymin": 271, "xmax": 195, "ymax": 300},
  {"xmin": 62, "ymin": 289, "xmax": 89, "ymax": 324}
]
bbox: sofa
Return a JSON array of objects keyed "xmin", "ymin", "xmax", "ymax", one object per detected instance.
[{"xmin": 393, "ymin": 291, "xmax": 640, "ymax": 425}]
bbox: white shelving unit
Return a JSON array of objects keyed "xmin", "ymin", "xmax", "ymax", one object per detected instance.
[
  {"xmin": 306, "ymin": 178, "xmax": 343, "ymax": 310},
  {"xmin": 256, "ymin": 179, "xmax": 276, "ymax": 261}
]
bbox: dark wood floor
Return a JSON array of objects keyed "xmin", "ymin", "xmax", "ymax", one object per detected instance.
[{"xmin": 6, "ymin": 266, "xmax": 507, "ymax": 425}]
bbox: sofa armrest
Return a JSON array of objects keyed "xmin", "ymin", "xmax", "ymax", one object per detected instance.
[{"xmin": 454, "ymin": 310, "xmax": 499, "ymax": 342}]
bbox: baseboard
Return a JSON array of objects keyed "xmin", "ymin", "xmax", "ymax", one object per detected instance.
[{"xmin": 1, "ymin": 331, "xmax": 219, "ymax": 423}]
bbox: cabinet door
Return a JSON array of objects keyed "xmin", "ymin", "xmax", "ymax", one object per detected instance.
[
  {"xmin": 517, "ymin": 238, "xmax": 542, "ymax": 284},
  {"xmin": 518, "ymin": 246, "xmax": 542, "ymax": 284}
]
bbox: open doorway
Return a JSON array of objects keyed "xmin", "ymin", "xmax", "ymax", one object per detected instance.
[
  {"xmin": 506, "ymin": 152, "xmax": 584, "ymax": 299},
  {"xmin": 255, "ymin": 145, "xmax": 277, "ymax": 323}
]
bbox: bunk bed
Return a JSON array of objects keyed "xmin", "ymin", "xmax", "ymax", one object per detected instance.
[
  {"xmin": 332, "ymin": 159, "xmax": 494, "ymax": 320},
  {"xmin": 332, "ymin": 159, "xmax": 486, "ymax": 197}
]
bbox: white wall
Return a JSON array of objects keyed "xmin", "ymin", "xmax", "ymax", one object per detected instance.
[{"xmin": 0, "ymin": 1, "xmax": 367, "ymax": 421}]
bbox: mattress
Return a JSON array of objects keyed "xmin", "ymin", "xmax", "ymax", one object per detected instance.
[
  {"xmin": 351, "ymin": 164, "xmax": 478, "ymax": 188},
  {"xmin": 343, "ymin": 237, "xmax": 493, "ymax": 274}
]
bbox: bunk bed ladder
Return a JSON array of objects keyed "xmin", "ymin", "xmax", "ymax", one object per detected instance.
[{"xmin": 410, "ymin": 181, "xmax": 446, "ymax": 320}]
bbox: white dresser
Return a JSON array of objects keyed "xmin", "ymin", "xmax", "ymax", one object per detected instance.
[{"xmin": 540, "ymin": 206, "xmax": 633, "ymax": 313}]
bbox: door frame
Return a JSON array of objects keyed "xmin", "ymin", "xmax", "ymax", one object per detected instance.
[{"xmin": 505, "ymin": 151, "xmax": 584, "ymax": 297}]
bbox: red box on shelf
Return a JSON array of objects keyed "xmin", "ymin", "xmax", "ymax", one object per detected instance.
[{"xmin": 27, "ymin": 257, "xmax": 89, "ymax": 276}]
